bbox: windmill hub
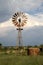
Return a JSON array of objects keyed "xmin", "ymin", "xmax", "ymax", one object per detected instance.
[{"xmin": 17, "ymin": 17, "xmax": 22, "ymax": 23}]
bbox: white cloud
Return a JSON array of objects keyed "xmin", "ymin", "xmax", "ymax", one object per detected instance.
[
  {"xmin": 0, "ymin": 18, "xmax": 13, "ymax": 28},
  {"xmin": 0, "ymin": 13, "xmax": 43, "ymax": 29},
  {"xmin": 24, "ymin": 13, "xmax": 43, "ymax": 29},
  {"xmin": 0, "ymin": 0, "xmax": 43, "ymax": 22},
  {"xmin": 0, "ymin": 18, "xmax": 15, "ymax": 37},
  {"xmin": 0, "ymin": 13, "xmax": 43, "ymax": 36},
  {"xmin": 8, "ymin": 0, "xmax": 43, "ymax": 13}
]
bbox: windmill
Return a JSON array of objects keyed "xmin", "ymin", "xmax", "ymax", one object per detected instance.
[{"xmin": 12, "ymin": 12, "xmax": 27, "ymax": 48}]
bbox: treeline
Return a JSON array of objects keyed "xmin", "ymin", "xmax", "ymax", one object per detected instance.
[{"xmin": 0, "ymin": 43, "xmax": 43, "ymax": 55}]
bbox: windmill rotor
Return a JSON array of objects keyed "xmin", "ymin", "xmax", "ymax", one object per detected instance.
[{"xmin": 12, "ymin": 12, "xmax": 27, "ymax": 27}]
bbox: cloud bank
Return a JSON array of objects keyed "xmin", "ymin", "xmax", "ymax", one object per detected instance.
[{"xmin": 0, "ymin": 0, "xmax": 43, "ymax": 22}]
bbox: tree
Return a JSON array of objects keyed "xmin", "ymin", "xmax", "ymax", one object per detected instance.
[
  {"xmin": 0, "ymin": 43, "xmax": 2, "ymax": 50},
  {"xmin": 34, "ymin": 45, "xmax": 38, "ymax": 48},
  {"xmin": 40, "ymin": 44, "xmax": 43, "ymax": 55},
  {"xmin": 40, "ymin": 44, "xmax": 43, "ymax": 48},
  {"xmin": 0, "ymin": 43, "xmax": 2, "ymax": 47}
]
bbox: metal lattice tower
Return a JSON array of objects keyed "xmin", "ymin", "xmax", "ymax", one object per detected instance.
[{"xmin": 17, "ymin": 27, "xmax": 23, "ymax": 47}]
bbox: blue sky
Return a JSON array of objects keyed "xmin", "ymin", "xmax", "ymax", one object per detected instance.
[{"xmin": 0, "ymin": 0, "xmax": 43, "ymax": 46}]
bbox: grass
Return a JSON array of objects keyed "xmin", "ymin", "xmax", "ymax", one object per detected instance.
[{"xmin": 0, "ymin": 54, "xmax": 43, "ymax": 65}]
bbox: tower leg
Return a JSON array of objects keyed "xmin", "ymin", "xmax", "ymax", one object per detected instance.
[{"xmin": 16, "ymin": 28, "xmax": 23, "ymax": 48}]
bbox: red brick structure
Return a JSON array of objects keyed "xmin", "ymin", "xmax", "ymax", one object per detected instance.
[{"xmin": 27, "ymin": 48, "xmax": 40, "ymax": 55}]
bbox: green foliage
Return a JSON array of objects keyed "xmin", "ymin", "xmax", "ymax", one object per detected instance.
[
  {"xmin": 0, "ymin": 54, "xmax": 43, "ymax": 65},
  {"xmin": 40, "ymin": 44, "xmax": 43, "ymax": 48},
  {"xmin": 40, "ymin": 52, "xmax": 43, "ymax": 55},
  {"xmin": 0, "ymin": 43, "xmax": 2, "ymax": 50},
  {"xmin": 0, "ymin": 43, "xmax": 2, "ymax": 46},
  {"xmin": 34, "ymin": 45, "xmax": 38, "ymax": 48}
]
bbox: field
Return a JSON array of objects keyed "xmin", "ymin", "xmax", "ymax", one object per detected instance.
[{"xmin": 0, "ymin": 54, "xmax": 43, "ymax": 65}]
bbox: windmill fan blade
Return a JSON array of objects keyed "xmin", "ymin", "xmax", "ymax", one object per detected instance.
[{"xmin": 12, "ymin": 12, "xmax": 28, "ymax": 27}]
